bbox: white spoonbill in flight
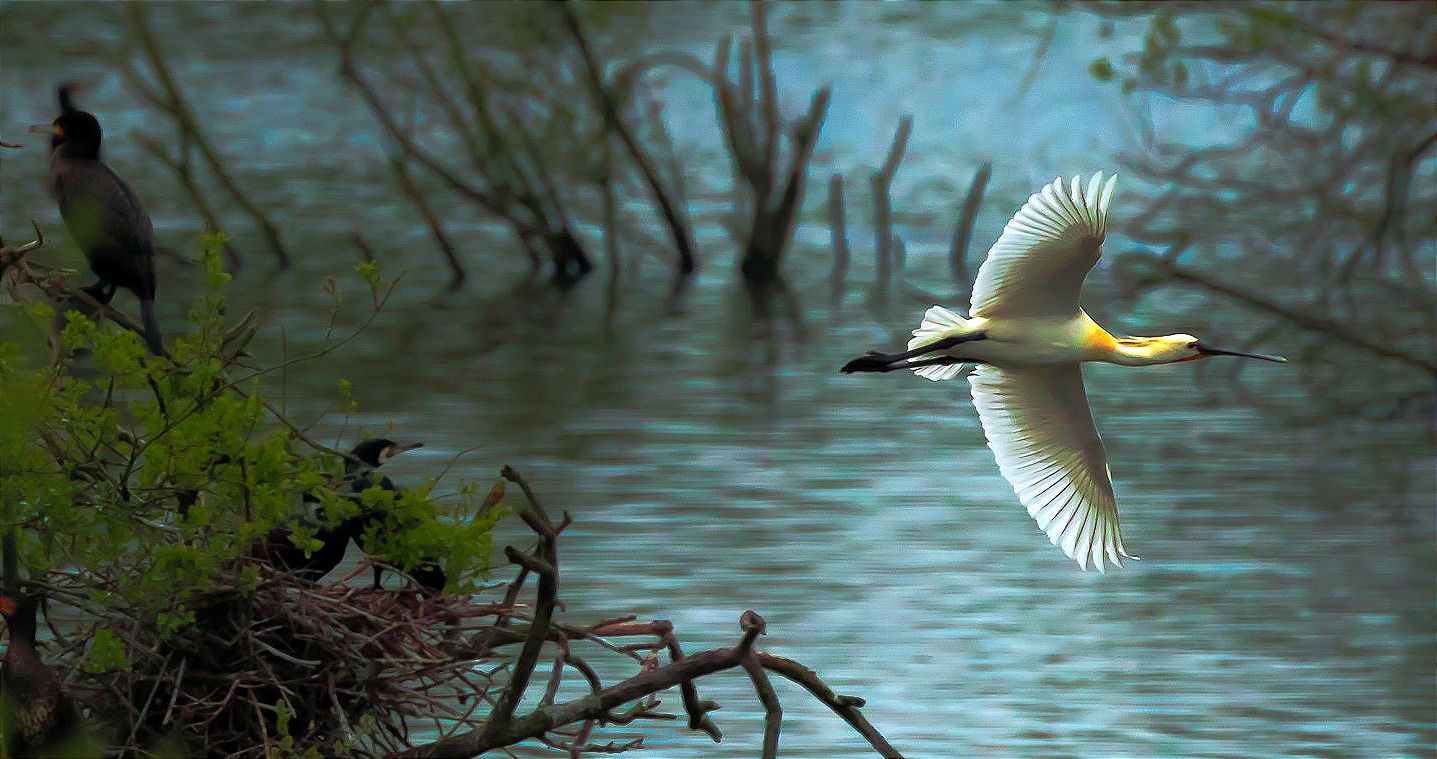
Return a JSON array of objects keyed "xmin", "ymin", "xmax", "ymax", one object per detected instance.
[{"xmin": 842, "ymin": 172, "xmax": 1285, "ymax": 571}]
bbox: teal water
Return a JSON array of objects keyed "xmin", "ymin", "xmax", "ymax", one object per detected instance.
[{"xmin": 1, "ymin": 2, "xmax": 1432, "ymax": 756}]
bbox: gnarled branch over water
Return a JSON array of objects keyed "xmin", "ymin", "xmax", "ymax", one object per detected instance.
[{"xmin": 399, "ymin": 467, "xmax": 904, "ymax": 758}]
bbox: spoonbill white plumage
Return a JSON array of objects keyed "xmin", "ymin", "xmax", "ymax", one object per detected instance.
[{"xmin": 842, "ymin": 172, "xmax": 1285, "ymax": 572}]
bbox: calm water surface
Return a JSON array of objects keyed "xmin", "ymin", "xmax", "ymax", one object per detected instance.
[{"xmin": 1, "ymin": 3, "xmax": 1432, "ymax": 757}]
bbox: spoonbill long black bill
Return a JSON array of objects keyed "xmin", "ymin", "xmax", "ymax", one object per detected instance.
[{"xmin": 842, "ymin": 172, "xmax": 1286, "ymax": 572}]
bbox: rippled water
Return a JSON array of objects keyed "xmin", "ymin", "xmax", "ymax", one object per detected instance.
[{"xmin": 1, "ymin": 2, "xmax": 1432, "ymax": 757}]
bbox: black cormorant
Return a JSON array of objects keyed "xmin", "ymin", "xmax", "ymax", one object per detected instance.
[
  {"xmin": 253, "ymin": 439, "xmax": 428, "ymax": 585},
  {"xmin": 35, "ymin": 85, "xmax": 164, "ymax": 355},
  {"xmin": 253, "ymin": 510, "xmax": 360, "ymax": 583},
  {"xmin": 345, "ymin": 438, "xmax": 423, "ymax": 492},
  {"xmin": 0, "ymin": 594, "xmax": 80, "ymax": 758},
  {"xmin": 346, "ymin": 440, "xmax": 448, "ymax": 595}
]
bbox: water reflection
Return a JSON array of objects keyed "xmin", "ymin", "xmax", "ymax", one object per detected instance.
[{"xmin": 0, "ymin": 2, "xmax": 1431, "ymax": 756}]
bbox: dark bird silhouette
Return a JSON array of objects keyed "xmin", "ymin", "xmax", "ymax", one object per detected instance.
[
  {"xmin": 0, "ymin": 594, "xmax": 80, "ymax": 759},
  {"xmin": 252, "ymin": 439, "xmax": 432, "ymax": 586},
  {"xmin": 253, "ymin": 509, "xmax": 360, "ymax": 583},
  {"xmin": 345, "ymin": 440, "xmax": 447, "ymax": 595},
  {"xmin": 36, "ymin": 84, "xmax": 164, "ymax": 355}
]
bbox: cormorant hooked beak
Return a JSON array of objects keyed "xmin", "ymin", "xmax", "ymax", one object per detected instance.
[
  {"xmin": 381, "ymin": 441, "xmax": 424, "ymax": 463},
  {"xmin": 1194, "ymin": 341, "xmax": 1286, "ymax": 363},
  {"xmin": 27, "ymin": 123, "xmax": 62, "ymax": 136}
]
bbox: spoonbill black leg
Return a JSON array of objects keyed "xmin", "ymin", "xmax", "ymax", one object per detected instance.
[{"xmin": 841, "ymin": 332, "xmax": 985, "ymax": 374}]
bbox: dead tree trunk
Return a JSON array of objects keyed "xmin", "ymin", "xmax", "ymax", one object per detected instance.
[
  {"xmin": 828, "ymin": 173, "xmax": 850, "ymax": 307},
  {"xmin": 541, "ymin": 229, "xmax": 594, "ymax": 291},
  {"xmin": 870, "ymin": 116, "xmax": 912, "ymax": 300},
  {"xmin": 710, "ymin": 1, "xmax": 832, "ymax": 296},
  {"xmin": 949, "ymin": 162, "xmax": 991, "ymax": 305}
]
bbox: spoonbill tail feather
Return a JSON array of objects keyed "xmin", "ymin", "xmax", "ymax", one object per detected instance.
[{"xmin": 909, "ymin": 305, "xmax": 976, "ymax": 380}]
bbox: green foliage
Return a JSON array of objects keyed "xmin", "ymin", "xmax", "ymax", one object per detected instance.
[
  {"xmin": 274, "ymin": 698, "xmax": 296, "ymax": 755},
  {"xmin": 81, "ymin": 627, "xmax": 128, "ymax": 674},
  {"xmin": 353, "ymin": 478, "xmax": 503, "ymax": 594},
  {"xmin": 353, "ymin": 259, "xmax": 383, "ymax": 303},
  {"xmin": 0, "ymin": 234, "xmax": 500, "ymax": 638}
]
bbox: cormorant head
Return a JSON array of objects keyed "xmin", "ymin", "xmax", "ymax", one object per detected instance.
[
  {"xmin": 0, "ymin": 593, "xmax": 40, "ymax": 641},
  {"xmin": 32, "ymin": 109, "xmax": 103, "ymax": 158},
  {"xmin": 348, "ymin": 438, "xmax": 423, "ymax": 470}
]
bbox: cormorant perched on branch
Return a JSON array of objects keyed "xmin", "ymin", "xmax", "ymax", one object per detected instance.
[
  {"xmin": 0, "ymin": 594, "xmax": 80, "ymax": 758},
  {"xmin": 32, "ymin": 84, "xmax": 164, "ymax": 355}
]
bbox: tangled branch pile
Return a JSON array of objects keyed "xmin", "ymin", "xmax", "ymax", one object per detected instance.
[{"xmin": 56, "ymin": 573, "xmax": 507, "ymax": 757}]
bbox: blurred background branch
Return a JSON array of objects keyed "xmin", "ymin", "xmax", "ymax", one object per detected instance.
[
  {"xmin": 123, "ymin": 4, "xmax": 290, "ymax": 269},
  {"xmin": 1082, "ymin": 0, "xmax": 1436, "ymax": 420}
]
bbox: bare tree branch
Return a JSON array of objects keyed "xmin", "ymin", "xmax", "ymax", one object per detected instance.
[
  {"xmin": 124, "ymin": 4, "xmax": 289, "ymax": 268},
  {"xmin": 560, "ymin": 1, "xmax": 697, "ymax": 281}
]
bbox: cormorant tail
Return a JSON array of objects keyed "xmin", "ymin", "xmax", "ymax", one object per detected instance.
[{"xmin": 139, "ymin": 298, "xmax": 165, "ymax": 356}]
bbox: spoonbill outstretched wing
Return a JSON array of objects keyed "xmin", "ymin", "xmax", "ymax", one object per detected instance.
[
  {"xmin": 969, "ymin": 364, "xmax": 1131, "ymax": 571},
  {"xmin": 970, "ymin": 173, "xmax": 1115, "ymax": 319},
  {"xmin": 971, "ymin": 174, "xmax": 1130, "ymax": 570}
]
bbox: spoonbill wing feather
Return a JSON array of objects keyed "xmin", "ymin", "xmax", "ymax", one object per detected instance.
[
  {"xmin": 914, "ymin": 362, "xmax": 975, "ymax": 382},
  {"xmin": 967, "ymin": 364, "xmax": 1136, "ymax": 571},
  {"xmin": 969, "ymin": 172, "xmax": 1114, "ymax": 319}
]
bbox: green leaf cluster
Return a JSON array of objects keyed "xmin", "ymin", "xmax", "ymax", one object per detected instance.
[{"xmin": 0, "ymin": 235, "xmax": 500, "ymax": 632}]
